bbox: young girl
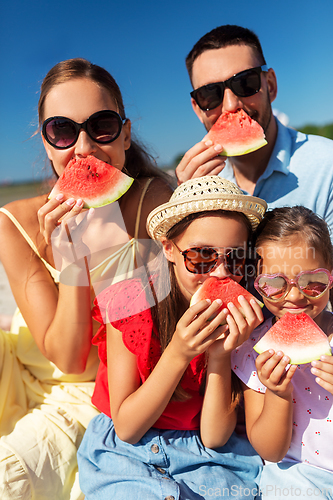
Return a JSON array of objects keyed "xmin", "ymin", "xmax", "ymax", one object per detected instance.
[
  {"xmin": 77, "ymin": 176, "xmax": 266, "ymax": 499},
  {"xmin": 232, "ymin": 206, "xmax": 333, "ymax": 499},
  {"xmin": 0, "ymin": 58, "xmax": 173, "ymax": 499}
]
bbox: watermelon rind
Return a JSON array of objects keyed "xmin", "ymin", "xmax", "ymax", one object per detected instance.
[
  {"xmin": 205, "ymin": 109, "xmax": 267, "ymax": 157},
  {"xmin": 253, "ymin": 312, "xmax": 332, "ymax": 365},
  {"xmin": 190, "ymin": 277, "xmax": 262, "ymax": 322},
  {"xmin": 220, "ymin": 139, "xmax": 267, "ymax": 157},
  {"xmin": 49, "ymin": 156, "xmax": 134, "ymax": 209}
]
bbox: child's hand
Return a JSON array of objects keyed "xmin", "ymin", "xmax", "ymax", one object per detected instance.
[
  {"xmin": 209, "ymin": 295, "xmax": 263, "ymax": 359},
  {"xmin": 311, "ymin": 355, "xmax": 333, "ymax": 395},
  {"xmin": 170, "ymin": 299, "xmax": 229, "ymax": 363},
  {"xmin": 256, "ymin": 350, "xmax": 297, "ymax": 398}
]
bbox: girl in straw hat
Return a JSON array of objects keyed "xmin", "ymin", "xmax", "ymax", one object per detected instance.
[{"xmin": 78, "ymin": 176, "xmax": 267, "ymax": 499}]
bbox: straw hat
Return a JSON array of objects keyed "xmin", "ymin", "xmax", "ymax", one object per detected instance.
[{"xmin": 147, "ymin": 176, "xmax": 267, "ymax": 240}]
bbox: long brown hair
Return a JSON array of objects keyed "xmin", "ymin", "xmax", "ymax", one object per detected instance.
[
  {"xmin": 38, "ymin": 58, "xmax": 170, "ymax": 182},
  {"xmin": 151, "ymin": 210, "xmax": 251, "ymax": 404}
]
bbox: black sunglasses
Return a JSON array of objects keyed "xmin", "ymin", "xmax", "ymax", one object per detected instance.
[
  {"xmin": 42, "ymin": 110, "xmax": 125, "ymax": 150},
  {"xmin": 173, "ymin": 243, "xmax": 247, "ymax": 276},
  {"xmin": 190, "ymin": 65, "xmax": 268, "ymax": 111}
]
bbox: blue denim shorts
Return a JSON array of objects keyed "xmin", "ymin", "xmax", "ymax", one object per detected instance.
[
  {"xmin": 78, "ymin": 413, "xmax": 262, "ymax": 499},
  {"xmin": 260, "ymin": 461, "xmax": 333, "ymax": 500}
]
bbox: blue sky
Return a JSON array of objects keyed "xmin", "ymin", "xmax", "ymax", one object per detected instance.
[{"xmin": 1, "ymin": 0, "xmax": 332, "ymax": 183}]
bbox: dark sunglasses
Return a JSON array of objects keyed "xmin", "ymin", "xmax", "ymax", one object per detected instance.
[
  {"xmin": 190, "ymin": 65, "xmax": 268, "ymax": 111},
  {"xmin": 42, "ymin": 110, "xmax": 125, "ymax": 149},
  {"xmin": 173, "ymin": 243, "xmax": 247, "ymax": 276},
  {"xmin": 254, "ymin": 268, "xmax": 333, "ymax": 302}
]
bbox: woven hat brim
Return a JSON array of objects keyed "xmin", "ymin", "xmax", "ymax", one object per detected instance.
[{"xmin": 147, "ymin": 193, "xmax": 267, "ymax": 240}]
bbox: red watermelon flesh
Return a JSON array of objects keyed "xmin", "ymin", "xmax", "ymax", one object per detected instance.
[
  {"xmin": 254, "ymin": 312, "xmax": 332, "ymax": 365},
  {"xmin": 49, "ymin": 156, "xmax": 134, "ymax": 208},
  {"xmin": 190, "ymin": 277, "xmax": 262, "ymax": 322},
  {"xmin": 205, "ymin": 109, "xmax": 267, "ymax": 156}
]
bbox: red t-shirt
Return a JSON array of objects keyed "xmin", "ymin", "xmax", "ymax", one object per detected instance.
[{"xmin": 91, "ymin": 278, "xmax": 207, "ymax": 430}]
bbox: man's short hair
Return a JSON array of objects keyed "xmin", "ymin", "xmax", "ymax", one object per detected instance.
[{"xmin": 186, "ymin": 25, "xmax": 266, "ymax": 85}]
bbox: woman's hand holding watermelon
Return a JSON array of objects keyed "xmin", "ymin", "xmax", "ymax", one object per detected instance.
[
  {"xmin": 175, "ymin": 140, "xmax": 226, "ymax": 184},
  {"xmin": 38, "ymin": 193, "xmax": 86, "ymax": 245},
  {"xmin": 255, "ymin": 350, "xmax": 298, "ymax": 399},
  {"xmin": 311, "ymin": 355, "xmax": 333, "ymax": 395},
  {"xmin": 50, "ymin": 208, "xmax": 95, "ymax": 286}
]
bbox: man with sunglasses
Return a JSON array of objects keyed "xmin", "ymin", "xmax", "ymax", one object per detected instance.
[{"xmin": 176, "ymin": 25, "xmax": 333, "ymax": 238}]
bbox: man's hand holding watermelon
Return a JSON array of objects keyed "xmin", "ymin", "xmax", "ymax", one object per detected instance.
[
  {"xmin": 176, "ymin": 109, "xmax": 267, "ymax": 185},
  {"xmin": 176, "ymin": 138, "xmax": 227, "ymax": 185}
]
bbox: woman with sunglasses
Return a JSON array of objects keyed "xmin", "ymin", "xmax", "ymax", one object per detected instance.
[
  {"xmin": 77, "ymin": 176, "xmax": 266, "ymax": 499},
  {"xmin": 0, "ymin": 58, "xmax": 173, "ymax": 499},
  {"xmin": 232, "ymin": 206, "xmax": 333, "ymax": 499}
]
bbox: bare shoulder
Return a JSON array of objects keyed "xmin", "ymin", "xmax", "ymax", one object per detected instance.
[
  {"xmin": 143, "ymin": 176, "xmax": 174, "ymax": 212},
  {"xmin": 120, "ymin": 175, "xmax": 174, "ymax": 239},
  {"xmin": 0, "ymin": 195, "xmax": 46, "ymax": 249},
  {"xmin": 138, "ymin": 176, "xmax": 174, "ymax": 238},
  {"xmin": 1, "ymin": 195, "xmax": 46, "ymax": 225}
]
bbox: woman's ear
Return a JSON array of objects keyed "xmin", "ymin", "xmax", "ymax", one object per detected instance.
[
  {"xmin": 122, "ymin": 118, "xmax": 131, "ymax": 151},
  {"xmin": 161, "ymin": 238, "xmax": 176, "ymax": 263}
]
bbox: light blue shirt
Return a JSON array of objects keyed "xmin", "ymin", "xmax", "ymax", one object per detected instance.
[{"xmin": 221, "ymin": 118, "xmax": 333, "ymax": 238}]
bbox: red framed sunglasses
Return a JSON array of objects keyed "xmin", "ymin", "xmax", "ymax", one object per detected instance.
[{"xmin": 173, "ymin": 243, "xmax": 247, "ymax": 276}]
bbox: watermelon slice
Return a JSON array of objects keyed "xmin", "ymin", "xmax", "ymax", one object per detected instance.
[
  {"xmin": 254, "ymin": 312, "xmax": 332, "ymax": 365},
  {"xmin": 49, "ymin": 156, "xmax": 134, "ymax": 208},
  {"xmin": 190, "ymin": 277, "xmax": 262, "ymax": 321},
  {"xmin": 205, "ymin": 109, "xmax": 267, "ymax": 156}
]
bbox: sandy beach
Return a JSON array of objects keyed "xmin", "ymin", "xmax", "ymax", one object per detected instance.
[
  {"xmin": 0, "ymin": 180, "xmax": 49, "ymax": 330},
  {"xmin": 0, "ymin": 261, "xmax": 16, "ymax": 312},
  {"xmin": 0, "ymin": 261, "xmax": 16, "ymax": 330}
]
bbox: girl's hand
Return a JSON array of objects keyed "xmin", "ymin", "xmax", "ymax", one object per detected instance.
[
  {"xmin": 175, "ymin": 141, "xmax": 226, "ymax": 184},
  {"xmin": 256, "ymin": 350, "xmax": 297, "ymax": 398},
  {"xmin": 209, "ymin": 295, "xmax": 264, "ymax": 359},
  {"xmin": 170, "ymin": 299, "xmax": 229, "ymax": 363},
  {"xmin": 37, "ymin": 194, "xmax": 86, "ymax": 245},
  {"xmin": 311, "ymin": 355, "xmax": 333, "ymax": 395}
]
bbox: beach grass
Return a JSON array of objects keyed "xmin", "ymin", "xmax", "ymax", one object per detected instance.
[{"xmin": 0, "ymin": 180, "xmax": 51, "ymax": 206}]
